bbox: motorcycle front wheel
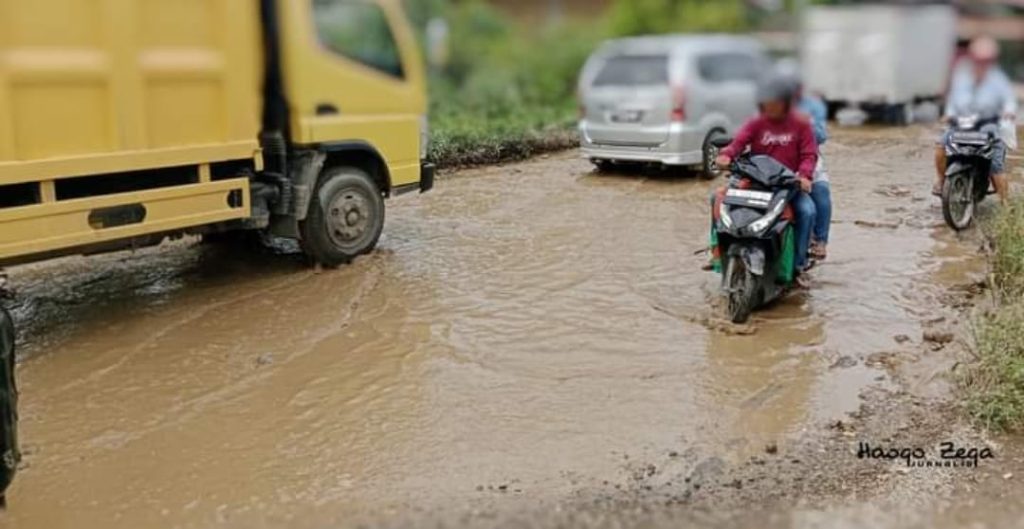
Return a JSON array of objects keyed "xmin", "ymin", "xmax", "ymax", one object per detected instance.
[
  {"xmin": 724, "ymin": 256, "xmax": 756, "ymax": 324},
  {"xmin": 942, "ymin": 172, "xmax": 975, "ymax": 231},
  {"xmin": 0, "ymin": 306, "xmax": 17, "ymax": 505}
]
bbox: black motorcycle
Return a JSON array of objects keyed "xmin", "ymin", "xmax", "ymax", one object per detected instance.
[
  {"xmin": 942, "ymin": 114, "xmax": 1000, "ymax": 231},
  {"xmin": 0, "ymin": 304, "xmax": 16, "ymax": 506},
  {"xmin": 711, "ymin": 144, "xmax": 801, "ymax": 324},
  {"xmin": 0, "ymin": 274, "xmax": 17, "ymax": 505}
]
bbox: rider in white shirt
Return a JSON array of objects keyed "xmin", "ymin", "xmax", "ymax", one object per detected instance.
[{"xmin": 933, "ymin": 37, "xmax": 1018, "ymax": 203}]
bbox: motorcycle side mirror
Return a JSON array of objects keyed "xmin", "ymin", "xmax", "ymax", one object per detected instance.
[{"xmin": 711, "ymin": 136, "xmax": 733, "ymax": 148}]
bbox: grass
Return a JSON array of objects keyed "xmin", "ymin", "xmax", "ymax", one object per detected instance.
[
  {"xmin": 965, "ymin": 198, "xmax": 1024, "ymax": 431},
  {"xmin": 428, "ymin": 109, "xmax": 578, "ymax": 170}
]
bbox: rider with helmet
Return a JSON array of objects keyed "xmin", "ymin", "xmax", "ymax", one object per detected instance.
[{"xmin": 711, "ymin": 75, "xmax": 819, "ymax": 279}]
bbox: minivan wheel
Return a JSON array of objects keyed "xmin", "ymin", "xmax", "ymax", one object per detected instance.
[
  {"xmin": 300, "ymin": 166, "xmax": 385, "ymax": 267},
  {"xmin": 701, "ymin": 130, "xmax": 727, "ymax": 179}
]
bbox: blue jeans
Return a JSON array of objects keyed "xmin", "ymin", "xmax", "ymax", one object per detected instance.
[
  {"xmin": 792, "ymin": 191, "xmax": 816, "ymax": 270},
  {"xmin": 810, "ymin": 181, "xmax": 832, "ymax": 245}
]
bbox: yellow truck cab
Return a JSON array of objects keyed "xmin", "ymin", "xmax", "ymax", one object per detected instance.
[{"xmin": 0, "ymin": 0, "xmax": 433, "ymax": 269}]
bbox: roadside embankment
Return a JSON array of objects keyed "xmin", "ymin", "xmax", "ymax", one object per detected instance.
[{"xmin": 965, "ymin": 198, "xmax": 1024, "ymax": 431}]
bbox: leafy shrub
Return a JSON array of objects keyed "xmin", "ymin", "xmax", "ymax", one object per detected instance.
[{"xmin": 965, "ymin": 197, "xmax": 1024, "ymax": 431}]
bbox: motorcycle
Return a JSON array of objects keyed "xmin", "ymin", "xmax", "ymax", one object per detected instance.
[
  {"xmin": 942, "ymin": 114, "xmax": 1000, "ymax": 231},
  {"xmin": 709, "ymin": 143, "xmax": 801, "ymax": 324},
  {"xmin": 0, "ymin": 276, "xmax": 17, "ymax": 505}
]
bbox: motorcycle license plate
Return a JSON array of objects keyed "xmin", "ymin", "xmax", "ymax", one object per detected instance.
[
  {"xmin": 951, "ymin": 131, "xmax": 988, "ymax": 145},
  {"xmin": 724, "ymin": 188, "xmax": 773, "ymax": 208}
]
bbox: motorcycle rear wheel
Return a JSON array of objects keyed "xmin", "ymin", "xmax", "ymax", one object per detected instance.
[
  {"xmin": 724, "ymin": 257, "xmax": 756, "ymax": 324},
  {"xmin": 942, "ymin": 172, "xmax": 975, "ymax": 231}
]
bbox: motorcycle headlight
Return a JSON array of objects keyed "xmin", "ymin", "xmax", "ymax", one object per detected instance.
[
  {"xmin": 719, "ymin": 202, "xmax": 733, "ymax": 229},
  {"xmin": 747, "ymin": 198, "xmax": 787, "ymax": 236}
]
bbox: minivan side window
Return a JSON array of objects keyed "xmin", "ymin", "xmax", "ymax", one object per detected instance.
[
  {"xmin": 592, "ymin": 55, "xmax": 669, "ymax": 87},
  {"xmin": 697, "ymin": 53, "xmax": 760, "ymax": 83},
  {"xmin": 312, "ymin": 0, "xmax": 404, "ymax": 79}
]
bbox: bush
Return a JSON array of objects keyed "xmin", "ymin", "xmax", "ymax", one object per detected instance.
[
  {"xmin": 987, "ymin": 200, "xmax": 1024, "ymax": 300},
  {"xmin": 966, "ymin": 303, "xmax": 1024, "ymax": 431},
  {"xmin": 414, "ymin": 0, "xmax": 754, "ymax": 168},
  {"xmin": 420, "ymin": 2, "xmax": 597, "ymax": 168},
  {"xmin": 965, "ymin": 198, "xmax": 1024, "ymax": 431},
  {"xmin": 606, "ymin": 0, "xmax": 749, "ymax": 37}
]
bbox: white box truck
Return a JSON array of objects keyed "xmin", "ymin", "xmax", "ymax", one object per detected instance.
[{"xmin": 801, "ymin": 4, "xmax": 957, "ymax": 125}]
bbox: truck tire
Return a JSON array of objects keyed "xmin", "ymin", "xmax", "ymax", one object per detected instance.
[
  {"xmin": 0, "ymin": 307, "xmax": 18, "ymax": 504},
  {"xmin": 300, "ymin": 166, "xmax": 385, "ymax": 267},
  {"xmin": 894, "ymin": 103, "xmax": 914, "ymax": 126}
]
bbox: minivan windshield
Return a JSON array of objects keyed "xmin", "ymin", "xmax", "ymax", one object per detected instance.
[{"xmin": 592, "ymin": 55, "xmax": 669, "ymax": 87}]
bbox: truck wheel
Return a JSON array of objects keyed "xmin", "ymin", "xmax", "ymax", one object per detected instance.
[
  {"xmin": 0, "ymin": 306, "xmax": 19, "ymax": 501},
  {"xmin": 894, "ymin": 103, "xmax": 914, "ymax": 126},
  {"xmin": 300, "ymin": 166, "xmax": 385, "ymax": 267}
]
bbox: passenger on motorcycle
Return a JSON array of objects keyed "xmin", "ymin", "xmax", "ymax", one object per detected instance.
[
  {"xmin": 776, "ymin": 60, "xmax": 831, "ymax": 261},
  {"xmin": 933, "ymin": 36, "xmax": 1017, "ymax": 203},
  {"xmin": 713, "ymin": 77, "xmax": 819, "ymax": 278}
]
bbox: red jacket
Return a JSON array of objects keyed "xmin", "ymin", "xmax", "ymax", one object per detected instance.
[{"xmin": 720, "ymin": 113, "xmax": 819, "ymax": 181}]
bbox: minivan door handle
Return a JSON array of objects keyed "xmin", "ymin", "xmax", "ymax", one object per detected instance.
[{"xmin": 315, "ymin": 103, "xmax": 339, "ymax": 116}]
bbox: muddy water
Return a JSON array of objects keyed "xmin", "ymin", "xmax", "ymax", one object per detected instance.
[{"xmin": 0, "ymin": 127, "xmax": 988, "ymax": 528}]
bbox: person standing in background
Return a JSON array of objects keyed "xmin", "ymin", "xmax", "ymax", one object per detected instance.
[{"xmin": 776, "ymin": 59, "xmax": 831, "ymax": 260}]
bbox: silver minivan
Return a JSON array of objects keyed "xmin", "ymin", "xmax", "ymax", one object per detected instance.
[{"xmin": 578, "ymin": 35, "xmax": 768, "ymax": 177}]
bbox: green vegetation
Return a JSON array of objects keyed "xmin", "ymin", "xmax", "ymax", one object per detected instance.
[
  {"xmin": 605, "ymin": 0, "xmax": 748, "ymax": 37},
  {"xmin": 411, "ymin": 0, "xmax": 752, "ymax": 169},
  {"xmin": 965, "ymin": 200, "xmax": 1024, "ymax": 431}
]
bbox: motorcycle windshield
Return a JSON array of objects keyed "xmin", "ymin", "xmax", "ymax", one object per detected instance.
[{"xmin": 733, "ymin": 155, "xmax": 797, "ymax": 188}]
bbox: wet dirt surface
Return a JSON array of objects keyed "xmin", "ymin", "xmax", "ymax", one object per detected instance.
[{"xmin": 1, "ymin": 126, "xmax": 1023, "ymax": 528}]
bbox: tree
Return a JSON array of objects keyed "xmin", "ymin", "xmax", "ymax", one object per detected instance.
[{"xmin": 606, "ymin": 0, "xmax": 749, "ymax": 37}]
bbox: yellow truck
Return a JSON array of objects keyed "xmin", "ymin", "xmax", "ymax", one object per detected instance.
[
  {"xmin": 0, "ymin": 0, "xmax": 433, "ymax": 270},
  {"xmin": 0, "ymin": 0, "xmax": 433, "ymax": 499}
]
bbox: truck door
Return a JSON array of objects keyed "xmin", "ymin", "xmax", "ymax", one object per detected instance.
[{"xmin": 278, "ymin": 0, "xmax": 427, "ymax": 188}]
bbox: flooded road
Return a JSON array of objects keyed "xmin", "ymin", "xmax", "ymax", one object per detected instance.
[{"xmin": 0, "ymin": 127, "xmax": 1007, "ymax": 528}]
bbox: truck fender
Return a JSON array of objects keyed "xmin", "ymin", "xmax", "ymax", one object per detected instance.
[{"xmin": 291, "ymin": 150, "xmax": 327, "ymax": 222}]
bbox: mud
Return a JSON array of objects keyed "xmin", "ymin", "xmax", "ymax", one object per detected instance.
[{"xmin": 1, "ymin": 126, "xmax": 1022, "ymax": 528}]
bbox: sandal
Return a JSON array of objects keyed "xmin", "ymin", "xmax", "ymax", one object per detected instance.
[
  {"xmin": 809, "ymin": 243, "xmax": 828, "ymax": 261},
  {"xmin": 931, "ymin": 184, "xmax": 942, "ymax": 197}
]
